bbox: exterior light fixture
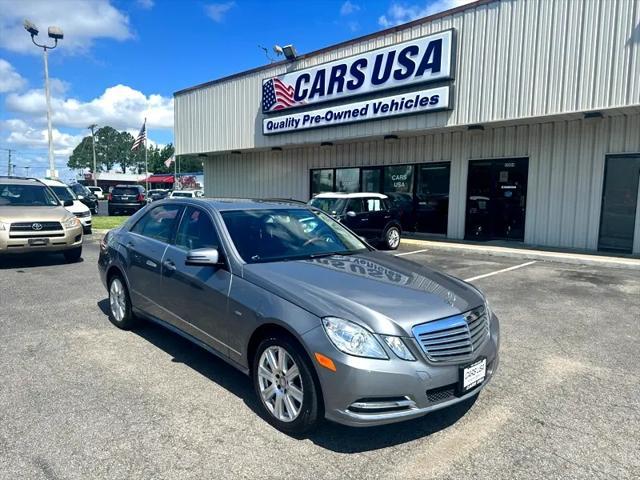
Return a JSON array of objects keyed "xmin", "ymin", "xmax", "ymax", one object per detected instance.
[
  {"xmin": 467, "ymin": 124, "xmax": 485, "ymax": 131},
  {"xmin": 198, "ymin": 153, "xmax": 207, "ymax": 158},
  {"xmin": 320, "ymin": 142, "xmax": 333, "ymax": 147},
  {"xmin": 273, "ymin": 44, "xmax": 297, "ymax": 60},
  {"xmin": 384, "ymin": 134, "xmax": 399, "ymax": 141},
  {"xmin": 231, "ymin": 150, "xmax": 242, "ymax": 155},
  {"xmin": 271, "ymin": 147, "xmax": 283, "ymax": 151},
  {"xmin": 584, "ymin": 111, "xmax": 603, "ymax": 119}
]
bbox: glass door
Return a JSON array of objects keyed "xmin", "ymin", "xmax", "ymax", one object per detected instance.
[
  {"xmin": 361, "ymin": 167, "xmax": 382, "ymax": 193},
  {"xmin": 598, "ymin": 155, "xmax": 640, "ymax": 253},
  {"xmin": 415, "ymin": 162, "xmax": 450, "ymax": 234}
]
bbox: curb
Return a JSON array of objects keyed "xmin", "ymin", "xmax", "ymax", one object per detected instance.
[{"xmin": 400, "ymin": 238, "xmax": 640, "ymax": 270}]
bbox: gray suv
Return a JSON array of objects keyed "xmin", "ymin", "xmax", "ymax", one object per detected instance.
[{"xmin": 98, "ymin": 198, "xmax": 499, "ymax": 433}]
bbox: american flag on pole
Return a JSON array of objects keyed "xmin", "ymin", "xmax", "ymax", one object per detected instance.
[
  {"xmin": 262, "ymin": 78, "xmax": 297, "ymax": 111},
  {"xmin": 131, "ymin": 120, "xmax": 146, "ymax": 151}
]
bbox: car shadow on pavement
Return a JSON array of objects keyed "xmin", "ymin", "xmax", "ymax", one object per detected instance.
[
  {"xmin": 96, "ymin": 299, "xmax": 476, "ymax": 453},
  {"xmin": 0, "ymin": 253, "xmax": 83, "ymax": 269}
]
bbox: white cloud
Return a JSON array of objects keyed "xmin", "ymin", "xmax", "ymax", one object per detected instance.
[
  {"xmin": 5, "ymin": 84, "xmax": 174, "ymax": 131},
  {"xmin": 0, "ymin": 0, "xmax": 132, "ymax": 54},
  {"xmin": 340, "ymin": 1, "xmax": 360, "ymax": 16},
  {"xmin": 3, "ymin": 119, "xmax": 84, "ymax": 157},
  {"xmin": 205, "ymin": 2, "xmax": 236, "ymax": 23},
  {"xmin": 0, "ymin": 59, "xmax": 26, "ymax": 92},
  {"xmin": 378, "ymin": 0, "xmax": 474, "ymax": 27},
  {"xmin": 136, "ymin": 0, "xmax": 155, "ymax": 9}
]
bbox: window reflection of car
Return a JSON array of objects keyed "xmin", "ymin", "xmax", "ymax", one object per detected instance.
[
  {"xmin": 98, "ymin": 198, "xmax": 499, "ymax": 433},
  {"xmin": 308, "ymin": 192, "xmax": 402, "ymax": 250}
]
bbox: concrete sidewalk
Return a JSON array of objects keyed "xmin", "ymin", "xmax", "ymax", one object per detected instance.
[{"xmin": 401, "ymin": 237, "xmax": 640, "ymax": 270}]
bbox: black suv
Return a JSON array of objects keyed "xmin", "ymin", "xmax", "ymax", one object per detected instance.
[
  {"xmin": 70, "ymin": 183, "xmax": 98, "ymax": 214},
  {"xmin": 308, "ymin": 193, "xmax": 402, "ymax": 249},
  {"xmin": 108, "ymin": 185, "xmax": 146, "ymax": 216}
]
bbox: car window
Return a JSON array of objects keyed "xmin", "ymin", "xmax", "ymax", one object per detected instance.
[
  {"xmin": 112, "ymin": 187, "xmax": 139, "ymax": 196},
  {"xmin": 347, "ymin": 198, "xmax": 365, "ymax": 214},
  {"xmin": 308, "ymin": 197, "xmax": 346, "ymax": 214},
  {"xmin": 0, "ymin": 184, "xmax": 59, "ymax": 207},
  {"xmin": 50, "ymin": 186, "xmax": 77, "ymax": 202},
  {"xmin": 365, "ymin": 198, "xmax": 382, "ymax": 212},
  {"xmin": 131, "ymin": 204, "xmax": 182, "ymax": 243},
  {"xmin": 175, "ymin": 207, "xmax": 219, "ymax": 251},
  {"xmin": 221, "ymin": 208, "xmax": 368, "ymax": 263}
]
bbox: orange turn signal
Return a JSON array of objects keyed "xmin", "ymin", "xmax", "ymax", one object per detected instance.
[{"xmin": 314, "ymin": 352, "xmax": 337, "ymax": 372}]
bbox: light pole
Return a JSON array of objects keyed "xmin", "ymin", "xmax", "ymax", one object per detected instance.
[
  {"xmin": 24, "ymin": 19, "xmax": 63, "ymax": 179},
  {"xmin": 88, "ymin": 124, "xmax": 98, "ymax": 186}
]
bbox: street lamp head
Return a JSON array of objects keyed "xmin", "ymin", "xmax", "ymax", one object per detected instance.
[
  {"xmin": 282, "ymin": 44, "xmax": 297, "ymax": 60},
  {"xmin": 48, "ymin": 26, "xmax": 63, "ymax": 40},
  {"xmin": 23, "ymin": 19, "xmax": 39, "ymax": 36}
]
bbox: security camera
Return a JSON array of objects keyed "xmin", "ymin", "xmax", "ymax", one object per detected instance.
[
  {"xmin": 23, "ymin": 19, "xmax": 39, "ymax": 36},
  {"xmin": 273, "ymin": 45, "xmax": 284, "ymax": 56},
  {"xmin": 48, "ymin": 26, "xmax": 64, "ymax": 40}
]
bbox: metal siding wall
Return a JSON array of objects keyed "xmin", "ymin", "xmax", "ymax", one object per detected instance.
[
  {"xmin": 176, "ymin": 0, "xmax": 640, "ymax": 155},
  {"xmin": 204, "ymin": 113, "xmax": 640, "ymax": 253}
]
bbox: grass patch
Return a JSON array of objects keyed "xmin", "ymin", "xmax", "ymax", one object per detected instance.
[{"xmin": 92, "ymin": 216, "xmax": 129, "ymax": 230}]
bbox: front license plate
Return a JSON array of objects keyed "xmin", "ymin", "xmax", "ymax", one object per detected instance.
[
  {"xmin": 28, "ymin": 238, "xmax": 49, "ymax": 246},
  {"xmin": 461, "ymin": 358, "xmax": 486, "ymax": 392}
]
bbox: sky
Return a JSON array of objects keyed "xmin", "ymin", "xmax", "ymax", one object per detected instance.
[{"xmin": 0, "ymin": 0, "xmax": 473, "ymax": 180}]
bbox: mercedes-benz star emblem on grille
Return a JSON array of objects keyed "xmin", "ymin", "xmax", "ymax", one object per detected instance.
[{"xmin": 31, "ymin": 223, "xmax": 43, "ymax": 231}]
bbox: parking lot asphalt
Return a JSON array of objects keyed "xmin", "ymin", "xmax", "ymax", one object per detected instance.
[{"xmin": 0, "ymin": 240, "xmax": 638, "ymax": 479}]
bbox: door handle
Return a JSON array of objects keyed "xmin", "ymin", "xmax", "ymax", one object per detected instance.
[{"xmin": 163, "ymin": 259, "xmax": 177, "ymax": 271}]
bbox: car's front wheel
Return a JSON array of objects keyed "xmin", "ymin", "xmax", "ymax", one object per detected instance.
[
  {"xmin": 252, "ymin": 336, "xmax": 321, "ymax": 434},
  {"xmin": 108, "ymin": 275, "xmax": 138, "ymax": 330}
]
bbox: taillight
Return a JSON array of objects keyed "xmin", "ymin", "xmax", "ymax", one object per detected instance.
[
  {"xmin": 136, "ymin": 194, "xmax": 144, "ymax": 202},
  {"xmin": 106, "ymin": 193, "xmax": 112, "ymax": 201}
]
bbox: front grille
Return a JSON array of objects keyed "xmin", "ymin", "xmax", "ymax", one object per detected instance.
[
  {"xmin": 10, "ymin": 221, "xmax": 63, "ymax": 232},
  {"xmin": 412, "ymin": 307, "xmax": 489, "ymax": 362},
  {"xmin": 426, "ymin": 384, "xmax": 456, "ymax": 403}
]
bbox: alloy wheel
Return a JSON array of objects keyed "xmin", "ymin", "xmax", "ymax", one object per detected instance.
[
  {"xmin": 387, "ymin": 227, "xmax": 400, "ymax": 249},
  {"xmin": 109, "ymin": 278, "xmax": 127, "ymax": 323},
  {"xmin": 257, "ymin": 346, "xmax": 304, "ymax": 422}
]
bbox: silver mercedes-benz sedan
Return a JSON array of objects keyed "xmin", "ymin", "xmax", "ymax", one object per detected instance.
[{"xmin": 98, "ymin": 198, "xmax": 499, "ymax": 433}]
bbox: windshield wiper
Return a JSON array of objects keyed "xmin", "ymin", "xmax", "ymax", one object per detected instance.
[{"xmin": 308, "ymin": 250, "xmax": 358, "ymax": 259}]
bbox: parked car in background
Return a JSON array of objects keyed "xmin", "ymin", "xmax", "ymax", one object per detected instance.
[
  {"xmin": 147, "ymin": 189, "xmax": 170, "ymax": 203},
  {"xmin": 0, "ymin": 176, "xmax": 83, "ymax": 261},
  {"xmin": 87, "ymin": 186, "xmax": 104, "ymax": 200},
  {"xmin": 98, "ymin": 198, "xmax": 499, "ymax": 433},
  {"xmin": 309, "ymin": 192, "xmax": 402, "ymax": 249},
  {"xmin": 169, "ymin": 189, "xmax": 204, "ymax": 199},
  {"xmin": 69, "ymin": 183, "xmax": 99, "ymax": 214},
  {"xmin": 41, "ymin": 179, "xmax": 92, "ymax": 234},
  {"xmin": 107, "ymin": 185, "xmax": 146, "ymax": 216}
]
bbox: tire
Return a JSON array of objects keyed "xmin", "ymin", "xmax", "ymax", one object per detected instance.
[
  {"xmin": 107, "ymin": 274, "xmax": 138, "ymax": 330},
  {"xmin": 63, "ymin": 247, "xmax": 82, "ymax": 263},
  {"xmin": 382, "ymin": 225, "xmax": 401, "ymax": 250},
  {"xmin": 252, "ymin": 335, "xmax": 322, "ymax": 434}
]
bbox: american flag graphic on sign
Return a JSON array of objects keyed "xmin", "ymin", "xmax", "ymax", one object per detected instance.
[{"xmin": 262, "ymin": 78, "xmax": 297, "ymax": 111}]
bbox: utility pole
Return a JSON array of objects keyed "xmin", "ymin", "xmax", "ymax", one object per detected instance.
[
  {"xmin": 2, "ymin": 148, "xmax": 13, "ymax": 176},
  {"xmin": 25, "ymin": 166, "xmax": 30, "ymax": 177},
  {"xmin": 88, "ymin": 124, "xmax": 98, "ymax": 186}
]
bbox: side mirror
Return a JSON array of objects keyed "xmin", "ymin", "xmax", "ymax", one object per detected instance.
[
  {"xmin": 185, "ymin": 248, "xmax": 222, "ymax": 267},
  {"xmin": 78, "ymin": 195, "xmax": 85, "ymax": 200},
  {"xmin": 63, "ymin": 199, "xmax": 74, "ymax": 207},
  {"xmin": 346, "ymin": 211, "xmax": 356, "ymax": 218}
]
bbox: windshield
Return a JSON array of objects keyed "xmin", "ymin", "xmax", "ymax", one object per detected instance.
[
  {"xmin": 50, "ymin": 186, "xmax": 77, "ymax": 202},
  {"xmin": 171, "ymin": 191, "xmax": 193, "ymax": 197},
  {"xmin": 221, "ymin": 208, "xmax": 368, "ymax": 264},
  {"xmin": 309, "ymin": 197, "xmax": 347, "ymax": 214},
  {"xmin": 112, "ymin": 187, "xmax": 139, "ymax": 195},
  {"xmin": 0, "ymin": 184, "xmax": 60, "ymax": 207},
  {"xmin": 70, "ymin": 183, "xmax": 88, "ymax": 195}
]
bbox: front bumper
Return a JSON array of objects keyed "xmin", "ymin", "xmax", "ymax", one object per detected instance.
[
  {"xmin": 0, "ymin": 224, "xmax": 83, "ymax": 254},
  {"xmin": 301, "ymin": 312, "xmax": 500, "ymax": 427}
]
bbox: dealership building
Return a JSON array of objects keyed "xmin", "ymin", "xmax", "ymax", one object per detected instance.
[{"xmin": 174, "ymin": 0, "xmax": 640, "ymax": 255}]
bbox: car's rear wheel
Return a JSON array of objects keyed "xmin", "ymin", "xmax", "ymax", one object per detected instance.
[
  {"xmin": 252, "ymin": 336, "xmax": 321, "ymax": 434},
  {"xmin": 63, "ymin": 246, "xmax": 82, "ymax": 263},
  {"xmin": 383, "ymin": 226, "xmax": 401, "ymax": 250},
  {"xmin": 108, "ymin": 275, "xmax": 138, "ymax": 330}
]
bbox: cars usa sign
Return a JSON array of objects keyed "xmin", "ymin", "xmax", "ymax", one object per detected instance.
[{"xmin": 262, "ymin": 29, "xmax": 454, "ymax": 113}]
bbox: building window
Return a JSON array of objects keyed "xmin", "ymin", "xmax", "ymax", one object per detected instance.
[
  {"xmin": 384, "ymin": 165, "xmax": 414, "ymax": 194},
  {"xmin": 311, "ymin": 169, "xmax": 334, "ymax": 195},
  {"xmin": 361, "ymin": 168, "xmax": 382, "ymax": 193},
  {"xmin": 336, "ymin": 168, "xmax": 360, "ymax": 193}
]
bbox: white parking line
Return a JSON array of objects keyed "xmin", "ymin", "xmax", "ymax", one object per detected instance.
[
  {"xmin": 464, "ymin": 261, "xmax": 537, "ymax": 282},
  {"xmin": 394, "ymin": 248, "xmax": 429, "ymax": 257}
]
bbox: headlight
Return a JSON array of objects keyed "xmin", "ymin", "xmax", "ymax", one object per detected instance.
[
  {"xmin": 381, "ymin": 336, "xmax": 416, "ymax": 361},
  {"xmin": 62, "ymin": 216, "xmax": 80, "ymax": 228},
  {"xmin": 322, "ymin": 317, "xmax": 388, "ymax": 359}
]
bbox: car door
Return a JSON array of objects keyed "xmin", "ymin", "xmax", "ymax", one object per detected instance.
[
  {"xmin": 363, "ymin": 197, "xmax": 392, "ymax": 241},
  {"xmin": 342, "ymin": 198, "xmax": 371, "ymax": 237},
  {"xmin": 124, "ymin": 204, "xmax": 183, "ymax": 320},
  {"xmin": 159, "ymin": 206, "xmax": 232, "ymax": 357}
]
